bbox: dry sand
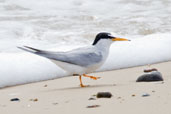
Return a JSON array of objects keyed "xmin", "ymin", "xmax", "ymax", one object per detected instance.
[{"xmin": 0, "ymin": 61, "xmax": 171, "ymax": 114}]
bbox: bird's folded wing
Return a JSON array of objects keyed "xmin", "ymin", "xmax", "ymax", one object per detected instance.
[{"xmin": 18, "ymin": 46, "xmax": 103, "ymax": 67}]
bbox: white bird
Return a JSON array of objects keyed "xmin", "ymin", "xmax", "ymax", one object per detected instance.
[{"xmin": 18, "ymin": 32, "xmax": 130, "ymax": 87}]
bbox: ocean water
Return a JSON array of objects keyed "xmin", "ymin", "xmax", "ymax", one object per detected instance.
[{"xmin": 0, "ymin": 0, "xmax": 171, "ymax": 88}]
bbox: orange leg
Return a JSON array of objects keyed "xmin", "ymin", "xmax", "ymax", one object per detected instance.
[
  {"xmin": 79, "ymin": 75, "xmax": 86, "ymax": 87},
  {"xmin": 78, "ymin": 74, "xmax": 101, "ymax": 87},
  {"xmin": 83, "ymin": 74, "xmax": 101, "ymax": 80}
]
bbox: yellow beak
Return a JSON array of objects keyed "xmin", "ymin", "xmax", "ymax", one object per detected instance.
[{"xmin": 112, "ymin": 37, "xmax": 130, "ymax": 41}]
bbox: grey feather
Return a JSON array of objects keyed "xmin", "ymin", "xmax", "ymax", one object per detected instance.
[{"xmin": 18, "ymin": 46, "xmax": 103, "ymax": 67}]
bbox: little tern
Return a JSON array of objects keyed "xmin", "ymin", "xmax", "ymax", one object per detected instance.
[{"xmin": 18, "ymin": 32, "xmax": 130, "ymax": 87}]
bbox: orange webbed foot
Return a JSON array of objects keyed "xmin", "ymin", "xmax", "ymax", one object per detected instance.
[{"xmin": 80, "ymin": 84, "xmax": 89, "ymax": 87}]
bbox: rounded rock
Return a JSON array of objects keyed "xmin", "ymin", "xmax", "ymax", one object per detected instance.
[
  {"xmin": 96, "ymin": 92, "xmax": 112, "ymax": 98},
  {"xmin": 136, "ymin": 71, "xmax": 163, "ymax": 82}
]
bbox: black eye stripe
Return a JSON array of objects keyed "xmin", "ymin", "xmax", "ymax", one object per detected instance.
[{"xmin": 92, "ymin": 32, "xmax": 114, "ymax": 45}]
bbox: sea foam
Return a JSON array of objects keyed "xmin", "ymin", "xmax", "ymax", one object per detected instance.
[{"xmin": 0, "ymin": 33, "xmax": 171, "ymax": 88}]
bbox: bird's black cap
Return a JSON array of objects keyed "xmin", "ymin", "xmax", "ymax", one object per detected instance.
[{"xmin": 92, "ymin": 32, "xmax": 114, "ymax": 45}]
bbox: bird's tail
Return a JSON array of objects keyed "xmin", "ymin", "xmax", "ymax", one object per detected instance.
[
  {"xmin": 17, "ymin": 46, "xmax": 56, "ymax": 60},
  {"xmin": 17, "ymin": 46, "xmax": 42, "ymax": 54}
]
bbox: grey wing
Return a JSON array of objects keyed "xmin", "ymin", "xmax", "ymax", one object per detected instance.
[
  {"xmin": 18, "ymin": 46, "xmax": 103, "ymax": 67},
  {"xmin": 58, "ymin": 50, "xmax": 103, "ymax": 67}
]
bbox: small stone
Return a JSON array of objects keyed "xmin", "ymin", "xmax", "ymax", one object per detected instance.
[
  {"xmin": 142, "ymin": 93, "xmax": 150, "ymax": 97},
  {"xmin": 30, "ymin": 98, "xmax": 38, "ymax": 102},
  {"xmin": 132, "ymin": 94, "xmax": 136, "ymax": 97},
  {"xmin": 44, "ymin": 85, "xmax": 48, "ymax": 87},
  {"xmin": 10, "ymin": 98, "xmax": 20, "ymax": 101},
  {"xmin": 144, "ymin": 68, "xmax": 158, "ymax": 73},
  {"xmin": 33, "ymin": 98, "xmax": 38, "ymax": 101},
  {"xmin": 88, "ymin": 98, "xmax": 96, "ymax": 100},
  {"xmin": 96, "ymin": 92, "xmax": 112, "ymax": 98},
  {"xmin": 136, "ymin": 70, "xmax": 163, "ymax": 82},
  {"xmin": 86, "ymin": 105, "xmax": 100, "ymax": 108}
]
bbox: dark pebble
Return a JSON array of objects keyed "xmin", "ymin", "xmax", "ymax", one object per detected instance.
[
  {"xmin": 136, "ymin": 71, "xmax": 163, "ymax": 82},
  {"xmin": 88, "ymin": 98, "xmax": 96, "ymax": 100},
  {"xmin": 132, "ymin": 94, "xmax": 136, "ymax": 97},
  {"xmin": 142, "ymin": 93, "xmax": 150, "ymax": 97},
  {"xmin": 144, "ymin": 68, "xmax": 158, "ymax": 73},
  {"xmin": 96, "ymin": 92, "xmax": 112, "ymax": 98},
  {"xmin": 10, "ymin": 98, "xmax": 20, "ymax": 101},
  {"xmin": 86, "ymin": 105, "xmax": 100, "ymax": 108}
]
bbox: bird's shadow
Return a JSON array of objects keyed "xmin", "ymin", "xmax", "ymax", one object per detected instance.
[{"xmin": 45, "ymin": 84, "xmax": 116, "ymax": 92}]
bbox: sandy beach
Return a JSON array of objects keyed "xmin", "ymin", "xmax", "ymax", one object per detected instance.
[{"xmin": 0, "ymin": 61, "xmax": 171, "ymax": 114}]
